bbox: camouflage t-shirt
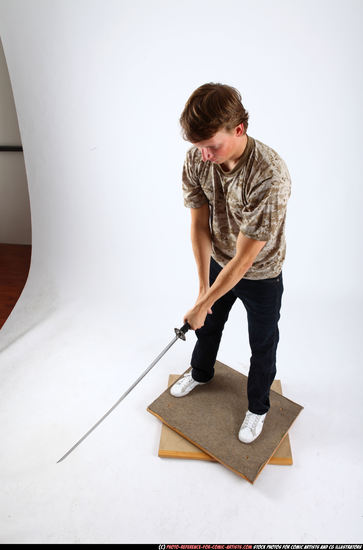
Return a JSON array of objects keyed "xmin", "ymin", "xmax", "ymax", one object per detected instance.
[{"xmin": 182, "ymin": 134, "xmax": 292, "ymax": 280}]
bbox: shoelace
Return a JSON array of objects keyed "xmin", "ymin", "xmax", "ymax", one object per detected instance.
[
  {"xmin": 179, "ymin": 372, "xmax": 193, "ymax": 388},
  {"xmin": 242, "ymin": 412, "xmax": 260, "ymax": 431}
]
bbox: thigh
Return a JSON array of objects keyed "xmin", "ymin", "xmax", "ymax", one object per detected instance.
[
  {"xmin": 234, "ymin": 273, "xmax": 284, "ymax": 327},
  {"xmin": 209, "ymin": 256, "xmax": 222, "ymax": 286},
  {"xmin": 200, "ymin": 257, "xmax": 237, "ymax": 327},
  {"xmin": 209, "ymin": 257, "xmax": 237, "ymax": 307}
]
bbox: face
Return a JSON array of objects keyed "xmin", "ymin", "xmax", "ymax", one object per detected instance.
[{"xmin": 192, "ymin": 124, "xmax": 244, "ymax": 164}]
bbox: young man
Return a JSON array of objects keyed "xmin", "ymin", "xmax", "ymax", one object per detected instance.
[{"xmin": 170, "ymin": 82, "xmax": 292, "ymax": 444}]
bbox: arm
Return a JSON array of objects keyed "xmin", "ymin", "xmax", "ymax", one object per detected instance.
[
  {"xmin": 184, "ymin": 231, "xmax": 266, "ymax": 329},
  {"xmin": 190, "ymin": 202, "xmax": 212, "ymax": 293},
  {"xmin": 200, "ymin": 231, "xmax": 266, "ymax": 309}
]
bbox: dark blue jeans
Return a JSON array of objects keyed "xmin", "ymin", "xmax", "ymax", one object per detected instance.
[{"xmin": 191, "ymin": 257, "xmax": 284, "ymax": 415}]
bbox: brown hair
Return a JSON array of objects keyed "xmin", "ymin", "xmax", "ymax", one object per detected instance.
[{"xmin": 179, "ymin": 82, "xmax": 249, "ymax": 143}]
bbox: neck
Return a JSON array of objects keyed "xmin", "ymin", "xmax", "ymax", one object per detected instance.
[
  {"xmin": 222, "ymin": 134, "xmax": 248, "ymax": 171},
  {"xmin": 232, "ymin": 133, "xmax": 248, "ymax": 161}
]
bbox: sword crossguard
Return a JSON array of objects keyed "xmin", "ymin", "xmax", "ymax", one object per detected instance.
[{"xmin": 174, "ymin": 322, "xmax": 191, "ymax": 341}]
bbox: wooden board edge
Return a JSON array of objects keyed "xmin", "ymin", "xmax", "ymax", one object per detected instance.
[
  {"xmin": 147, "ymin": 407, "xmax": 254, "ymax": 484},
  {"xmin": 158, "ymin": 450, "xmax": 215, "ymax": 461},
  {"xmin": 254, "ymin": 410, "xmax": 302, "ymax": 481}
]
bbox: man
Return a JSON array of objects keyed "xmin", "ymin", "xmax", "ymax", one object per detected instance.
[{"xmin": 170, "ymin": 83, "xmax": 291, "ymax": 444}]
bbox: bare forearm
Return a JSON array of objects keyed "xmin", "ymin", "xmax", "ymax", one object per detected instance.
[
  {"xmin": 184, "ymin": 230, "xmax": 266, "ymax": 331},
  {"xmin": 191, "ymin": 224, "xmax": 212, "ymax": 292},
  {"xmin": 198, "ymin": 256, "xmax": 251, "ymax": 309}
]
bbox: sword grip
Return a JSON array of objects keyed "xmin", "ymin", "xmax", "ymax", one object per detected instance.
[{"xmin": 174, "ymin": 322, "xmax": 191, "ymax": 341}]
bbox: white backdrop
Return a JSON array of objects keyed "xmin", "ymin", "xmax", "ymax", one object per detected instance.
[{"xmin": 0, "ymin": 0, "xmax": 362, "ymax": 543}]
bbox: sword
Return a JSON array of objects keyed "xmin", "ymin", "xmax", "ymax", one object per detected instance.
[{"xmin": 57, "ymin": 322, "xmax": 191, "ymax": 463}]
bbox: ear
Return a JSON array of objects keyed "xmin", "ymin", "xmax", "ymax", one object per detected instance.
[{"xmin": 235, "ymin": 123, "xmax": 244, "ymax": 136}]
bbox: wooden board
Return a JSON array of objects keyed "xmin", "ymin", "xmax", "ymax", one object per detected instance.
[
  {"xmin": 147, "ymin": 360, "xmax": 303, "ymax": 484},
  {"xmin": 158, "ymin": 375, "xmax": 293, "ymax": 465}
]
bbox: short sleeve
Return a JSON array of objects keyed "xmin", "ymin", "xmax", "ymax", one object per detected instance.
[
  {"xmin": 182, "ymin": 149, "xmax": 209, "ymax": 209},
  {"xmin": 240, "ymin": 170, "xmax": 291, "ymax": 241}
]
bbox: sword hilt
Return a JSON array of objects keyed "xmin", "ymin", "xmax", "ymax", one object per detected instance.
[{"xmin": 174, "ymin": 322, "xmax": 191, "ymax": 341}]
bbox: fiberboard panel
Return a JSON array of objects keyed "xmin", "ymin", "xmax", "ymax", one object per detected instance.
[
  {"xmin": 158, "ymin": 375, "xmax": 293, "ymax": 465},
  {"xmin": 147, "ymin": 360, "xmax": 303, "ymax": 483}
]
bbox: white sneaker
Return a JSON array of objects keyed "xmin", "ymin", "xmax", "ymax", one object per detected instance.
[
  {"xmin": 170, "ymin": 371, "xmax": 208, "ymax": 397},
  {"xmin": 238, "ymin": 410, "xmax": 267, "ymax": 443}
]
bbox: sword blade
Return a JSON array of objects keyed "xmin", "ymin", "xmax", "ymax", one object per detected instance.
[{"xmin": 57, "ymin": 333, "xmax": 179, "ymax": 463}]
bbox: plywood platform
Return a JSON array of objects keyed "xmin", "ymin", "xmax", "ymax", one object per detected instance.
[
  {"xmin": 158, "ymin": 375, "xmax": 293, "ymax": 465},
  {"xmin": 147, "ymin": 360, "xmax": 303, "ymax": 484}
]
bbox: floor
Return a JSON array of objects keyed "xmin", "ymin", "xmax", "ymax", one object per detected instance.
[
  {"xmin": 0, "ymin": 248, "xmax": 362, "ymax": 543},
  {"xmin": 0, "ymin": 244, "xmax": 31, "ymax": 328}
]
